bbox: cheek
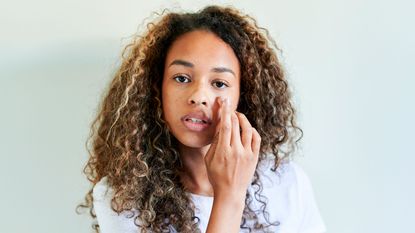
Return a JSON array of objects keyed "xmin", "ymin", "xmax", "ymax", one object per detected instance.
[
  {"xmin": 162, "ymin": 92, "xmax": 180, "ymax": 120},
  {"xmin": 228, "ymin": 88, "xmax": 240, "ymax": 111},
  {"xmin": 161, "ymin": 92, "xmax": 171, "ymax": 121},
  {"xmin": 212, "ymin": 101, "xmax": 221, "ymax": 121}
]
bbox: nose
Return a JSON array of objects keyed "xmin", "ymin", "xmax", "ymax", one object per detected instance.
[{"xmin": 187, "ymin": 83, "xmax": 209, "ymax": 106}]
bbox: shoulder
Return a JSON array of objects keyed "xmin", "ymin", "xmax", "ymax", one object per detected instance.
[
  {"xmin": 93, "ymin": 176, "xmax": 111, "ymax": 202},
  {"xmin": 253, "ymin": 156, "xmax": 327, "ymax": 233},
  {"xmin": 92, "ymin": 177, "xmax": 139, "ymax": 233},
  {"xmin": 256, "ymin": 156, "xmax": 308, "ymax": 189},
  {"xmin": 254, "ymin": 157, "xmax": 313, "ymax": 203}
]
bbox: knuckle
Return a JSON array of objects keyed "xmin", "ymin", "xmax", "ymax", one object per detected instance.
[
  {"xmin": 223, "ymin": 148, "xmax": 231, "ymax": 156},
  {"xmin": 231, "ymin": 114, "xmax": 238, "ymax": 123},
  {"xmin": 239, "ymin": 113, "xmax": 250, "ymax": 124},
  {"xmin": 237, "ymin": 111, "xmax": 246, "ymax": 118},
  {"xmin": 241, "ymin": 113, "xmax": 249, "ymax": 121},
  {"xmin": 257, "ymin": 134, "xmax": 262, "ymax": 142},
  {"xmin": 244, "ymin": 127, "xmax": 253, "ymax": 135},
  {"xmin": 253, "ymin": 128, "xmax": 261, "ymax": 138},
  {"xmin": 222, "ymin": 124, "xmax": 231, "ymax": 131},
  {"xmin": 236, "ymin": 147, "xmax": 245, "ymax": 156}
]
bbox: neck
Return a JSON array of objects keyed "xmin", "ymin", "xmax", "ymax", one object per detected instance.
[{"xmin": 178, "ymin": 143, "xmax": 214, "ymax": 197}]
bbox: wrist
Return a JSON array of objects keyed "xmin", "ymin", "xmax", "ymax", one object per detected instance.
[{"xmin": 213, "ymin": 191, "xmax": 246, "ymax": 209}]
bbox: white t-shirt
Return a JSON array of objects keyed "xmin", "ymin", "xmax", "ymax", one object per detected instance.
[{"xmin": 93, "ymin": 158, "xmax": 326, "ymax": 233}]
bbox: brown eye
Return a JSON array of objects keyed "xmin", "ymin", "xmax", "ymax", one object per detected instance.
[
  {"xmin": 173, "ymin": 75, "xmax": 190, "ymax": 83},
  {"xmin": 213, "ymin": 81, "xmax": 228, "ymax": 89}
]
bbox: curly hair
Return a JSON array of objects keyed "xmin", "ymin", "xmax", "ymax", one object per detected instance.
[{"xmin": 77, "ymin": 5, "xmax": 303, "ymax": 233}]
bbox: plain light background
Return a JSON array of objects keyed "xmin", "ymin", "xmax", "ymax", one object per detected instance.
[{"xmin": 1, "ymin": 0, "xmax": 414, "ymax": 232}]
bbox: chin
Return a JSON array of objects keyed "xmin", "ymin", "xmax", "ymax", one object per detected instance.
[{"xmin": 175, "ymin": 132, "xmax": 213, "ymax": 149}]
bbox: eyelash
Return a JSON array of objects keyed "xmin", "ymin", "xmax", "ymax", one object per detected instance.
[{"xmin": 173, "ymin": 75, "xmax": 229, "ymax": 89}]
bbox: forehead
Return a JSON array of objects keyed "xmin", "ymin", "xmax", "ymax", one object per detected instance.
[{"xmin": 164, "ymin": 30, "xmax": 240, "ymax": 75}]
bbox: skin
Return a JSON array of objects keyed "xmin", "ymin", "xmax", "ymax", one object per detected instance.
[{"xmin": 162, "ymin": 30, "xmax": 261, "ymax": 233}]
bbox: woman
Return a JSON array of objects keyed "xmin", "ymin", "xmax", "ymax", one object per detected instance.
[{"xmin": 78, "ymin": 5, "xmax": 326, "ymax": 233}]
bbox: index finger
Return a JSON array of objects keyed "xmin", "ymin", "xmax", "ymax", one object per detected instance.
[{"xmin": 217, "ymin": 97, "xmax": 231, "ymax": 147}]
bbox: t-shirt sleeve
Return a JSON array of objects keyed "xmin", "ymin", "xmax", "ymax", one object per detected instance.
[
  {"xmin": 292, "ymin": 163, "xmax": 327, "ymax": 233},
  {"xmin": 92, "ymin": 177, "xmax": 139, "ymax": 233}
]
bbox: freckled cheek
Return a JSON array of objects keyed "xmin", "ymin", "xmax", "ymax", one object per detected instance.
[
  {"xmin": 165, "ymin": 94, "xmax": 178, "ymax": 109},
  {"xmin": 161, "ymin": 93, "xmax": 173, "ymax": 121},
  {"xmin": 164, "ymin": 94, "xmax": 183, "ymax": 122},
  {"xmin": 211, "ymin": 100, "xmax": 221, "ymax": 123}
]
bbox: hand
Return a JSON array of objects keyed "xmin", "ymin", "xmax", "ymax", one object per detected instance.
[{"xmin": 204, "ymin": 97, "xmax": 261, "ymax": 200}]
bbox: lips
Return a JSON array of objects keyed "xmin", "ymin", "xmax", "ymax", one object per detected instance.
[
  {"xmin": 181, "ymin": 111, "xmax": 212, "ymax": 124},
  {"xmin": 181, "ymin": 111, "xmax": 212, "ymax": 132},
  {"xmin": 185, "ymin": 117, "xmax": 208, "ymax": 124}
]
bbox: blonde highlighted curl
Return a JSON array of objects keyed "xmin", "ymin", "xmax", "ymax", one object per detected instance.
[{"xmin": 77, "ymin": 5, "xmax": 303, "ymax": 233}]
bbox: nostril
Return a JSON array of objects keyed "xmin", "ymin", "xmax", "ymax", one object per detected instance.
[{"xmin": 189, "ymin": 99, "xmax": 207, "ymax": 105}]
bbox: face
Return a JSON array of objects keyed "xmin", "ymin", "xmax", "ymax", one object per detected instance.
[{"xmin": 162, "ymin": 30, "xmax": 241, "ymax": 148}]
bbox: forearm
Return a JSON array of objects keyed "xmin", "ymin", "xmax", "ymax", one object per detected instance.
[{"xmin": 205, "ymin": 194, "xmax": 245, "ymax": 233}]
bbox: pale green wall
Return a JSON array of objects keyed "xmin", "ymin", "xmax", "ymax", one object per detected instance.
[{"xmin": 1, "ymin": 0, "xmax": 414, "ymax": 232}]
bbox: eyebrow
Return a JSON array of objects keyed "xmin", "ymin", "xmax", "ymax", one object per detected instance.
[{"xmin": 168, "ymin": 59, "xmax": 236, "ymax": 77}]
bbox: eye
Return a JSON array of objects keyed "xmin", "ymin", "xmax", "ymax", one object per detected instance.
[
  {"xmin": 212, "ymin": 80, "xmax": 229, "ymax": 89},
  {"xmin": 173, "ymin": 75, "xmax": 190, "ymax": 83}
]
